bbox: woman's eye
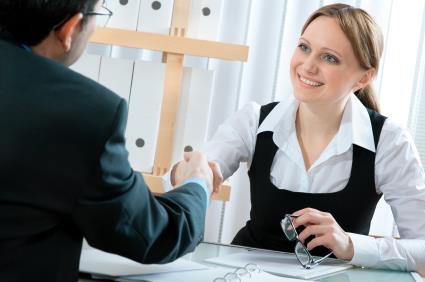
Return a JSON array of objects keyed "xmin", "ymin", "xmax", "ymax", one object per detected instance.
[
  {"xmin": 322, "ymin": 54, "xmax": 339, "ymax": 64},
  {"xmin": 298, "ymin": 43, "xmax": 310, "ymax": 53}
]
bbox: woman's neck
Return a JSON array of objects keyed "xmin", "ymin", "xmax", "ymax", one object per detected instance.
[
  {"xmin": 296, "ymin": 99, "xmax": 347, "ymax": 138},
  {"xmin": 295, "ymin": 97, "xmax": 349, "ymax": 170}
]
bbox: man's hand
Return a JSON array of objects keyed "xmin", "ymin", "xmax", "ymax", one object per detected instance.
[
  {"xmin": 171, "ymin": 156, "xmax": 223, "ymax": 195},
  {"xmin": 172, "ymin": 151, "xmax": 214, "ymax": 194}
]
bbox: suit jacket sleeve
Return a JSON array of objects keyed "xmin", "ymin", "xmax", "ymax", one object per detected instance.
[{"xmin": 71, "ymin": 99, "xmax": 207, "ymax": 264}]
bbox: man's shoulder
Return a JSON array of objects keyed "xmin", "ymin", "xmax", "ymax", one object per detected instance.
[
  {"xmin": 1, "ymin": 40, "xmax": 125, "ymax": 134},
  {"xmin": 1, "ymin": 38, "xmax": 120, "ymax": 106},
  {"xmin": 65, "ymin": 64, "xmax": 119, "ymax": 102}
]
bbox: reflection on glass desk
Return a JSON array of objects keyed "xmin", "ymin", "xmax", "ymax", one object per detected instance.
[
  {"xmin": 182, "ymin": 241, "xmax": 422, "ymax": 282},
  {"xmin": 78, "ymin": 241, "xmax": 424, "ymax": 281}
]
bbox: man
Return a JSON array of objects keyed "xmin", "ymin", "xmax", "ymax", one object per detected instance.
[{"xmin": 0, "ymin": 1, "xmax": 214, "ymax": 281}]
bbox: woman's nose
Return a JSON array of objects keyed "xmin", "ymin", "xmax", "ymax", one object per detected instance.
[{"xmin": 302, "ymin": 56, "xmax": 318, "ymax": 74}]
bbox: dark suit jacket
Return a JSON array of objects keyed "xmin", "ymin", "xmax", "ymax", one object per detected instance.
[{"xmin": 0, "ymin": 35, "xmax": 207, "ymax": 282}]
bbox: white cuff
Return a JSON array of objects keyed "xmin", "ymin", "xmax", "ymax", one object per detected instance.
[
  {"xmin": 161, "ymin": 165, "xmax": 210, "ymax": 207},
  {"xmin": 348, "ymin": 233, "xmax": 380, "ymax": 267},
  {"xmin": 161, "ymin": 169, "xmax": 173, "ymax": 192}
]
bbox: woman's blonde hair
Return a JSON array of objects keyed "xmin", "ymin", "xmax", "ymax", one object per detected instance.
[{"xmin": 301, "ymin": 3, "xmax": 384, "ymax": 113}]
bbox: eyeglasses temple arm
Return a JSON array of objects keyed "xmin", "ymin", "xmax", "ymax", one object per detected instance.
[{"xmin": 314, "ymin": 251, "xmax": 333, "ymax": 264}]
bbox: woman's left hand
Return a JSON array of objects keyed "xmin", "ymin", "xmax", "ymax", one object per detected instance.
[{"xmin": 292, "ymin": 208, "xmax": 354, "ymax": 261}]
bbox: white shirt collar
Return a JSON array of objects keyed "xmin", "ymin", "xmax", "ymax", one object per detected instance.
[{"xmin": 257, "ymin": 93, "xmax": 376, "ymax": 154}]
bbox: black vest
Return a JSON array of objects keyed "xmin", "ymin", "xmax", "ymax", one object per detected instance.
[{"xmin": 232, "ymin": 102, "xmax": 387, "ymax": 255}]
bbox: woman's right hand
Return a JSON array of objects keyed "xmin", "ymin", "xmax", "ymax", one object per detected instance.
[
  {"xmin": 171, "ymin": 157, "xmax": 223, "ymax": 194},
  {"xmin": 208, "ymin": 160, "xmax": 223, "ymax": 194},
  {"xmin": 171, "ymin": 151, "xmax": 213, "ymax": 193}
]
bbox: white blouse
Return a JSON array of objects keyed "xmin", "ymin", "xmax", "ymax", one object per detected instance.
[{"xmin": 204, "ymin": 93, "xmax": 425, "ymax": 272}]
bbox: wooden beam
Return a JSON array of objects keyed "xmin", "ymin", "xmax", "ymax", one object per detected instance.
[
  {"xmin": 153, "ymin": 53, "xmax": 184, "ymax": 175},
  {"xmin": 142, "ymin": 173, "xmax": 165, "ymax": 194},
  {"xmin": 170, "ymin": 0, "xmax": 191, "ymax": 37},
  {"xmin": 90, "ymin": 27, "xmax": 249, "ymax": 62},
  {"xmin": 211, "ymin": 183, "xmax": 231, "ymax": 202},
  {"xmin": 143, "ymin": 173, "xmax": 231, "ymax": 202},
  {"xmin": 152, "ymin": 0, "xmax": 191, "ymax": 175}
]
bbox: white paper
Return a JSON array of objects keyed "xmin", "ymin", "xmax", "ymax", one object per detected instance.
[
  {"xmin": 70, "ymin": 52, "xmax": 101, "ymax": 82},
  {"xmin": 187, "ymin": 0, "xmax": 224, "ymax": 40},
  {"xmin": 105, "ymin": 0, "xmax": 141, "ymax": 30},
  {"xmin": 126, "ymin": 60, "xmax": 165, "ymax": 173},
  {"xmin": 249, "ymin": 271, "xmax": 312, "ymax": 282},
  {"xmin": 205, "ymin": 251, "xmax": 352, "ymax": 280},
  {"xmin": 98, "ymin": 57, "xmax": 134, "ymax": 101},
  {"xmin": 117, "ymin": 267, "xmax": 230, "ymax": 282},
  {"xmin": 171, "ymin": 67, "xmax": 214, "ymax": 164},
  {"xmin": 117, "ymin": 267, "xmax": 311, "ymax": 282},
  {"xmin": 79, "ymin": 248, "xmax": 207, "ymax": 277},
  {"xmin": 86, "ymin": 43, "xmax": 112, "ymax": 57},
  {"xmin": 137, "ymin": 0, "xmax": 174, "ymax": 34}
]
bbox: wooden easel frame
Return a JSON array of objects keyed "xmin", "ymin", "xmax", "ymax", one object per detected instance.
[{"xmin": 90, "ymin": 0, "xmax": 249, "ymax": 202}]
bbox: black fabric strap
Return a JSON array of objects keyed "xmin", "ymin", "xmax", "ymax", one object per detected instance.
[
  {"xmin": 259, "ymin": 102, "xmax": 279, "ymax": 126},
  {"xmin": 367, "ymin": 108, "xmax": 387, "ymax": 149}
]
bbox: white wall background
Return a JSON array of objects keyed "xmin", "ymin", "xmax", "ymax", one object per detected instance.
[{"xmin": 73, "ymin": 0, "xmax": 425, "ymax": 244}]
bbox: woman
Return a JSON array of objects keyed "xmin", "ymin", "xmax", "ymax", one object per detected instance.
[{"xmin": 198, "ymin": 3, "xmax": 425, "ymax": 273}]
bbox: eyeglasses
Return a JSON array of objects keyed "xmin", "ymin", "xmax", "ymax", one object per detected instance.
[
  {"xmin": 52, "ymin": 4, "xmax": 113, "ymax": 30},
  {"xmin": 213, "ymin": 263, "xmax": 261, "ymax": 282},
  {"xmin": 89, "ymin": 4, "xmax": 113, "ymax": 28},
  {"xmin": 281, "ymin": 214, "xmax": 333, "ymax": 269}
]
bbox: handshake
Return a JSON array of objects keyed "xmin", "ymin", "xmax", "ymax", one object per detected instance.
[{"xmin": 170, "ymin": 151, "xmax": 223, "ymax": 195}]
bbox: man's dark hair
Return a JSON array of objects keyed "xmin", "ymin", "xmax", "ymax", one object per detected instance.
[{"xmin": 0, "ymin": 0, "xmax": 99, "ymax": 46}]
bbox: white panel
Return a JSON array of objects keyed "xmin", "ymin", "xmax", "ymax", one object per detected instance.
[
  {"xmin": 109, "ymin": 0, "xmax": 173, "ymax": 62},
  {"xmin": 237, "ymin": 0, "xmax": 288, "ymax": 107},
  {"xmin": 322, "ymin": 0, "xmax": 356, "ymax": 5},
  {"xmin": 185, "ymin": 0, "xmax": 225, "ymax": 69},
  {"xmin": 203, "ymin": 200, "xmax": 222, "ymax": 242},
  {"xmin": 361, "ymin": 0, "xmax": 393, "ymax": 33},
  {"xmin": 126, "ymin": 61, "xmax": 165, "ymax": 173},
  {"xmin": 221, "ymin": 165, "xmax": 252, "ymax": 243},
  {"xmin": 138, "ymin": 50, "xmax": 163, "ymax": 62},
  {"xmin": 379, "ymin": 0, "xmax": 425, "ymax": 125},
  {"xmin": 205, "ymin": 0, "xmax": 251, "ymax": 139},
  {"xmin": 110, "ymin": 46, "xmax": 144, "ymax": 62},
  {"xmin": 183, "ymin": 56, "xmax": 208, "ymax": 69},
  {"xmin": 172, "ymin": 68, "xmax": 214, "ymax": 164},
  {"xmin": 70, "ymin": 52, "xmax": 101, "ymax": 82},
  {"xmin": 98, "ymin": 57, "xmax": 134, "ymax": 101},
  {"xmin": 274, "ymin": 0, "xmax": 321, "ymax": 102},
  {"xmin": 187, "ymin": 0, "xmax": 224, "ymax": 40},
  {"xmin": 104, "ymin": 0, "xmax": 142, "ymax": 62},
  {"xmin": 137, "ymin": 0, "xmax": 174, "ymax": 34},
  {"xmin": 360, "ymin": 0, "xmax": 393, "ymax": 96},
  {"xmin": 202, "ymin": 0, "xmax": 251, "ymax": 243},
  {"xmin": 86, "ymin": 43, "xmax": 111, "ymax": 57},
  {"xmin": 105, "ymin": 0, "xmax": 141, "ymax": 30},
  {"xmin": 361, "ymin": 0, "xmax": 396, "ymax": 237}
]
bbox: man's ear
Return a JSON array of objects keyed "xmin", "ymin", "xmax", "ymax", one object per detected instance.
[
  {"xmin": 353, "ymin": 68, "xmax": 375, "ymax": 92},
  {"xmin": 56, "ymin": 13, "xmax": 83, "ymax": 52}
]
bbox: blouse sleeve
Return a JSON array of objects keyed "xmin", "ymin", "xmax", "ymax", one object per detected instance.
[
  {"xmin": 203, "ymin": 102, "xmax": 261, "ymax": 180},
  {"xmin": 349, "ymin": 118, "xmax": 425, "ymax": 273}
]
